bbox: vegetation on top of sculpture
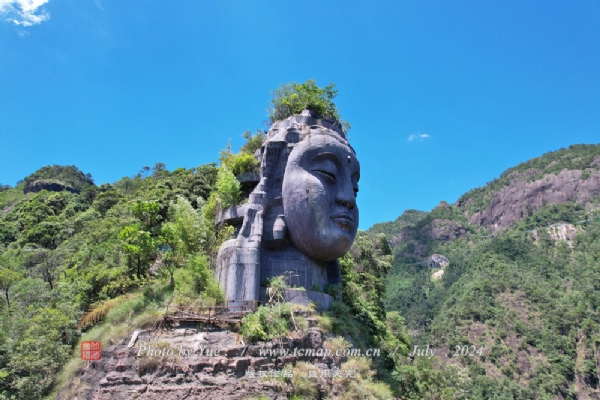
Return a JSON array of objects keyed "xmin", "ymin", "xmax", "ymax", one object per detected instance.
[{"xmin": 268, "ymin": 79, "xmax": 351, "ymax": 133}]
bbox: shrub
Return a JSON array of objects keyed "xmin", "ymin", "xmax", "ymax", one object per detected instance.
[
  {"xmin": 205, "ymin": 167, "xmax": 240, "ymax": 217},
  {"xmin": 173, "ymin": 254, "xmax": 224, "ymax": 306},
  {"xmin": 230, "ymin": 153, "xmax": 259, "ymax": 176},
  {"xmin": 267, "ymin": 80, "xmax": 350, "ymax": 133},
  {"xmin": 240, "ymin": 130, "xmax": 265, "ymax": 155},
  {"xmin": 332, "ymin": 357, "xmax": 393, "ymax": 399},
  {"xmin": 240, "ymin": 312, "xmax": 268, "ymax": 341},
  {"xmin": 316, "ymin": 313, "xmax": 334, "ymax": 332},
  {"xmin": 240, "ymin": 303, "xmax": 293, "ymax": 341},
  {"xmin": 324, "ymin": 283, "xmax": 342, "ymax": 299}
]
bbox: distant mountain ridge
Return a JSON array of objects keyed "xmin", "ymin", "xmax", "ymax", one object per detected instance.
[
  {"xmin": 371, "ymin": 143, "xmax": 600, "ymax": 250},
  {"xmin": 377, "ymin": 143, "xmax": 600, "ymax": 398},
  {"xmin": 458, "ymin": 145, "xmax": 600, "ymax": 232}
]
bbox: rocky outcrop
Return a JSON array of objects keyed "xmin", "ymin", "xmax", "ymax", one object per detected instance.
[
  {"xmin": 531, "ymin": 223, "xmax": 582, "ymax": 244},
  {"xmin": 57, "ymin": 324, "xmax": 346, "ymax": 400},
  {"xmin": 24, "ymin": 179, "xmax": 78, "ymax": 194},
  {"xmin": 466, "ymin": 169, "xmax": 600, "ymax": 232},
  {"xmin": 419, "ymin": 219, "xmax": 467, "ymax": 242},
  {"xmin": 389, "ymin": 219, "xmax": 467, "ymax": 254},
  {"xmin": 427, "ymin": 254, "xmax": 449, "ymax": 269},
  {"xmin": 432, "ymin": 270, "xmax": 444, "ymax": 279}
]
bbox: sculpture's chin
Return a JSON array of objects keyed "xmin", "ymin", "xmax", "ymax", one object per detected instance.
[{"xmin": 290, "ymin": 224, "xmax": 355, "ymax": 262}]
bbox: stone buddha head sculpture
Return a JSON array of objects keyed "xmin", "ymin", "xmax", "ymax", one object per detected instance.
[
  {"xmin": 281, "ymin": 126, "xmax": 360, "ymax": 261},
  {"xmin": 215, "ymin": 110, "xmax": 360, "ymax": 308}
]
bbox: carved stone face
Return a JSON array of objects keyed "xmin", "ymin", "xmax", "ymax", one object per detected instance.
[{"xmin": 282, "ymin": 129, "xmax": 360, "ymax": 262}]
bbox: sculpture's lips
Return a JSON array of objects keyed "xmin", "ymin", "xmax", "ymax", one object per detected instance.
[{"xmin": 331, "ymin": 213, "xmax": 354, "ymax": 229}]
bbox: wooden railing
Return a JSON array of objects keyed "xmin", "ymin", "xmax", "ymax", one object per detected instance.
[{"xmin": 160, "ymin": 300, "xmax": 259, "ymax": 325}]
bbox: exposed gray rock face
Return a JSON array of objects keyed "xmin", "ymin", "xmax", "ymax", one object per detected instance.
[
  {"xmin": 389, "ymin": 219, "xmax": 466, "ymax": 257},
  {"xmin": 419, "ymin": 219, "xmax": 467, "ymax": 242},
  {"xmin": 427, "ymin": 254, "xmax": 449, "ymax": 269},
  {"xmin": 432, "ymin": 269, "xmax": 444, "ymax": 279},
  {"xmin": 24, "ymin": 179, "xmax": 78, "ymax": 194},
  {"xmin": 56, "ymin": 325, "xmax": 344, "ymax": 400},
  {"xmin": 216, "ymin": 111, "xmax": 359, "ymax": 309},
  {"xmin": 466, "ymin": 169, "xmax": 600, "ymax": 232},
  {"xmin": 531, "ymin": 223, "xmax": 582, "ymax": 243}
]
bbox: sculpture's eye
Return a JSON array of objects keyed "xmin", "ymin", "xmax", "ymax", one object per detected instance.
[
  {"xmin": 309, "ymin": 153, "xmax": 340, "ymax": 183},
  {"xmin": 315, "ymin": 169, "xmax": 337, "ymax": 182}
]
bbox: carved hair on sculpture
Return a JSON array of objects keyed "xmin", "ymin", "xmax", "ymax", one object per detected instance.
[{"xmin": 215, "ymin": 110, "xmax": 360, "ymax": 307}]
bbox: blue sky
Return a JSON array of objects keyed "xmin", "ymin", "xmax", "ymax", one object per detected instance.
[{"xmin": 1, "ymin": 1, "xmax": 599, "ymax": 229}]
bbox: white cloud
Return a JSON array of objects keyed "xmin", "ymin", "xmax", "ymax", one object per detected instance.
[
  {"xmin": 0, "ymin": 0, "xmax": 50, "ymax": 26},
  {"xmin": 93, "ymin": 0, "xmax": 103, "ymax": 10},
  {"xmin": 407, "ymin": 133, "xmax": 430, "ymax": 141}
]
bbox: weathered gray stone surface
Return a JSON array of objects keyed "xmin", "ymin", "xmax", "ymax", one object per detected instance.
[
  {"xmin": 465, "ymin": 168, "xmax": 600, "ymax": 232},
  {"xmin": 531, "ymin": 223, "xmax": 583, "ymax": 244},
  {"xmin": 24, "ymin": 179, "xmax": 79, "ymax": 194},
  {"xmin": 427, "ymin": 254, "xmax": 449, "ymax": 269},
  {"xmin": 214, "ymin": 204, "xmax": 248, "ymax": 226},
  {"xmin": 216, "ymin": 111, "xmax": 359, "ymax": 309}
]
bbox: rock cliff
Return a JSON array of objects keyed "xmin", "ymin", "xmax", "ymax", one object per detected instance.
[
  {"xmin": 460, "ymin": 155, "xmax": 600, "ymax": 233},
  {"xmin": 24, "ymin": 179, "xmax": 79, "ymax": 194},
  {"xmin": 57, "ymin": 324, "xmax": 347, "ymax": 400}
]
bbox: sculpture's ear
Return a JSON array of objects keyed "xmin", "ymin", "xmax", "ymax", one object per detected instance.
[
  {"xmin": 273, "ymin": 215, "xmax": 286, "ymax": 241},
  {"xmin": 262, "ymin": 214, "xmax": 286, "ymax": 249}
]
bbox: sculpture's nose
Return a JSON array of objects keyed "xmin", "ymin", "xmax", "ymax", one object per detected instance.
[
  {"xmin": 335, "ymin": 179, "xmax": 357, "ymax": 210},
  {"xmin": 337, "ymin": 198, "xmax": 356, "ymax": 209}
]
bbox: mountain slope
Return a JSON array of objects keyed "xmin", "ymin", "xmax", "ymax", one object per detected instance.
[
  {"xmin": 376, "ymin": 143, "xmax": 600, "ymax": 399},
  {"xmin": 457, "ymin": 144, "xmax": 600, "ymax": 232}
]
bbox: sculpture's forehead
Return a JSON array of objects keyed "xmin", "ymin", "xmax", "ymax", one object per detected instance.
[{"xmin": 289, "ymin": 130, "xmax": 359, "ymax": 171}]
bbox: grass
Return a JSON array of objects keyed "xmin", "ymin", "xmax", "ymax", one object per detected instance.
[
  {"xmin": 77, "ymin": 294, "xmax": 131, "ymax": 329},
  {"xmin": 324, "ymin": 336, "xmax": 351, "ymax": 355},
  {"xmin": 315, "ymin": 313, "xmax": 334, "ymax": 332},
  {"xmin": 286, "ymin": 357, "xmax": 394, "ymax": 399},
  {"xmin": 137, "ymin": 341, "xmax": 178, "ymax": 375},
  {"xmin": 45, "ymin": 283, "xmax": 170, "ymax": 400},
  {"xmin": 288, "ymin": 361, "xmax": 320, "ymax": 399}
]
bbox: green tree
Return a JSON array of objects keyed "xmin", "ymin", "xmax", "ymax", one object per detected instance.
[
  {"xmin": 152, "ymin": 162, "xmax": 167, "ymax": 180},
  {"xmin": 205, "ymin": 167, "xmax": 241, "ymax": 218},
  {"xmin": 92, "ymin": 185, "xmax": 125, "ymax": 216},
  {"xmin": 22, "ymin": 165, "xmax": 94, "ymax": 193},
  {"xmin": 131, "ymin": 200, "xmax": 162, "ymax": 233},
  {"xmin": 140, "ymin": 166, "xmax": 150, "ymax": 178},
  {"xmin": 160, "ymin": 196, "xmax": 208, "ymax": 287},
  {"xmin": 0, "ymin": 269, "xmax": 22, "ymax": 308},
  {"xmin": 218, "ymin": 136, "xmax": 261, "ymax": 176},
  {"xmin": 229, "ymin": 153, "xmax": 259, "ymax": 176},
  {"xmin": 118, "ymin": 224, "xmax": 154, "ymax": 278},
  {"xmin": 267, "ymin": 79, "xmax": 350, "ymax": 133},
  {"xmin": 240, "ymin": 129, "xmax": 265, "ymax": 154},
  {"xmin": 161, "ymin": 196, "xmax": 207, "ymax": 255},
  {"xmin": 24, "ymin": 249, "xmax": 62, "ymax": 290},
  {"xmin": 9, "ymin": 308, "xmax": 77, "ymax": 399}
]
